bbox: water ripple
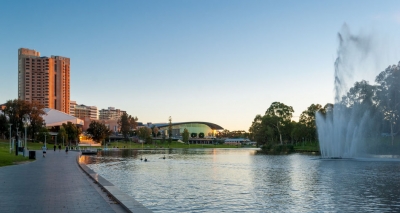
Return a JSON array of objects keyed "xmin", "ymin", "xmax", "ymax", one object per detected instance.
[{"xmin": 84, "ymin": 149, "xmax": 400, "ymax": 212}]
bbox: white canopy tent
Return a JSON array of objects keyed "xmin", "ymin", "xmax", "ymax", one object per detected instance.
[{"xmin": 42, "ymin": 108, "xmax": 84, "ymax": 127}]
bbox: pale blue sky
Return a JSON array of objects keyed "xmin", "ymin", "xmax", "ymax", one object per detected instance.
[{"xmin": 1, "ymin": 0, "xmax": 400, "ymax": 131}]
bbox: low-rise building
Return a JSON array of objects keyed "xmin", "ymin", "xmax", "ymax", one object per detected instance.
[
  {"xmin": 70, "ymin": 101, "xmax": 97, "ymax": 120},
  {"xmin": 99, "ymin": 107, "xmax": 126, "ymax": 120}
]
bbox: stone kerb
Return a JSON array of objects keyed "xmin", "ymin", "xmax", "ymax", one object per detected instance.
[{"xmin": 77, "ymin": 154, "xmax": 153, "ymax": 213}]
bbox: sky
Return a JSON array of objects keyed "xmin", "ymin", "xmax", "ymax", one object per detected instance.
[{"xmin": 1, "ymin": 0, "xmax": 400, "ymax": 131}]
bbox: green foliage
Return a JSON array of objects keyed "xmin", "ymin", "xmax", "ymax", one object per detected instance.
[
  {"xmin": 298, "ymin": 104, "xmax": 323, "ymax": 142},
  {"xmin": 250, "ymin": 102, "xmax": 324, "ymax": 147},
  {"xmin": 37, "ymin": 127, "xmax": 51, "ymax": 144},
  {"xmin": 265, "ymin": 102, "xmax": 294, "ymax": 122},
  {"xmin": 199, "ymin": 132, "xmax": 204, "ymax": 138},
  {"xmin": 62, "ymin": 122, "xmax": 79, "ymax": 145},
  {"xmin": 260, "ymin": 144, "xmax": 294, "ymax": 154},
  {"xmin": 0, "ymin": 114, "xmax": 8, "ymax": 138},
  {"xmin": 138, "ymin": 127, "xmax": 152, "ymax": 144},
  {"xmin": 191, "ymin": 132, "xmax": 197, "ymax": 138},
  {"xmin": 57, "ymin": 127, "xmax": 68, "ymax": 144},
  {"xmin": 182, "ymin": 128, "xmax": 189, "ymax": 143},
  {"xmin": 118, "ymin": 112, "xmax": 138, "ymax": 140},
  {"xmin": 168, "ymin": 116, "xmax": 172, "ymax": 146},
  {"xmin": 1, "ymin": 99, "xmax": 46, "ymax": 139},
  {"xmin": 86, "ymin": 120, "xmax": 111, "ymax": 143},
  {"xmin": 152, "ymin": 126, "xmax": 159, "ymax": 137}
]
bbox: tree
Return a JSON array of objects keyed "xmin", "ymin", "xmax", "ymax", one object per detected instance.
[
  {"xmin": 37, "ymin": 126, "xmax": 51, "ymax": 144},
  {"xmin": 86, "ymin": 120, "xmax": 111, "ymax": 143},
  {"xmin": 117, "ymin": 112, "xmax": 138, "ymax": 140},
  {"xmin": 291, "ymin": 122, "xmax": 307, "ymax": 145},
  {"xmin": 375, "ymin": 63, "xmax": 400, "ymax": 145},
  {"xmin": 1, "ymin": 99, "xmax": 46, "ymax": 139},
  {"xmin": 249, "ymin": 114, "xmax": 264, "ymax": 146},
  {"xmin": 28, "ymin": 101, "xmax": 46, "ymax": 141},
  {"xmin": 182, "ymin": 128, "xmax": 189, "ymax": 144},
  {"xmin": 153, "ymin": 126, "xmax": 159, "ymax": 138},
  {"xmin": 168, "ymin": 116, "xmax": 172, "ymax": 145},
  {"xmin": 299, "ymin": 104, "xmax": 323, "ymax": 142},
  {"xmin": 138, "ymin": 127, "xmax": 151, "ymax": 144},
  {"xmin": 341, "ymin": 80, "xmax": 376, "ymax": 108},
  {"xmin": 57, "ymin": 126, "xmax": 68, "ymax": 145},
  {"xmin": 265, "ymin": 102, "xmax": 294, "ymax": 145},
  {"xmin": 62, "ymin": 122, "xmax": 79, "ymax": 146},
  {"xmin": 199, "ymin": 132, "xmax": 205, "ymax": 138},
  {"xmin": 0, "ymin": 114, "xmax": 8, "ymax": 139}
]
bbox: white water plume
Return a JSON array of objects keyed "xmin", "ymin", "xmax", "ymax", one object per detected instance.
[{"xmin": 317, "ymin": 25, "xmax": 400, "ymax": 158}]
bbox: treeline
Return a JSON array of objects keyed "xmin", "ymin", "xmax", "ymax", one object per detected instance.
[
  {"xmin": 248, "ymin": 101, "xmax": 330, "ymax": 147},
  {"xmin": 250, "ymin": 61, "xmax": 400, "ymax": 147},
  {"xmin": 0, "ymin": 99, "xmax": 81, "ymax": 145}
]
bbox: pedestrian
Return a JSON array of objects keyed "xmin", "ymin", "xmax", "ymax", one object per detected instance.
[
  {"xmin": 65, "ymin": 146, "xmax": 68, "ymax": 154},
  {"xmin": 42, "ymin": 145, "xmax": 47, "ymax": 157},
  {"xmin": 58, "ymin": 144, "xmax": 61, "ymax": 152},
  {"xmin": 53, "ymin": 144, "xmax": 56, "ymax": 151}
]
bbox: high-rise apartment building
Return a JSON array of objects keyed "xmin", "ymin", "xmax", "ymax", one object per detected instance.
[
  {"xmin": 70, "ymin": 101, "xmax": 98, "ymax": 120},
  {"xmin": 18, "ymin": 48, "xmax": 70, "ymax": 113},
  {"xmin": 99, "ymin": 107, "xmax": 126, "ymax": 120}
]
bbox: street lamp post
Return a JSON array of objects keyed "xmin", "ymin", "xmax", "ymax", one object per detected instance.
[
  {"xmin": 15, "ymin": 126, "xmax": 19, "ymax": 156},
  {"xmin": 22, "ymin": 114, "xmax": 30, "ymax": 157},
  {"xmin": 8, "ymin": 124, "xmax": 12, "ymax": 153}
]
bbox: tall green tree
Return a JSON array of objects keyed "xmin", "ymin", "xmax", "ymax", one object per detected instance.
[
  {"xmin": 62, "ymin": 122, "xmax": 79, "ymax": 145},
  {"xmin": 118, "ymin": 112, "xmax": 138, "ymax": 140},
  {"xmin": 57, "ymin": 126, "xmax": 68, "ymax": 145},
  {"xmin": 265, "ymin": 102, "xmax": 294, "ymax": 145},
  {"xmin": 375, "ymin": 63, "xmax": 400, "ymax": 145},
  {"xmin": 182, "ymin": 128, "xmax": 189, "ymax": 144},
  {"xmin": 1, "ymin": 99, "xmax": 45, "ymax": 139},
  {"xmin": 86, "ymin": 120, "xmax": 111, "ymax": 143},
  {"xmin": 37, "ymin": 126, "xmax": 51, "ymax": 145},
  {"xmin": 138, "ymin": 127, "xmax": 152, "ymax": 144},
  {"xmin": 299, "ymin": 104, "xmax": 323, "ymax": 142},
  {"xmin": 249, "ymin": 114, "xmax": 264, "ymax": 146},
  {"xmin": 168, "ymin": 116, "xmax": 172, "ymax": 145},
  {"xmin": 0, "ymin": 114, "xmax": 8, "ymax": 138},
  {"xmin": 153, "ymin": 126, "xmax": 159, "ymax": 137}
]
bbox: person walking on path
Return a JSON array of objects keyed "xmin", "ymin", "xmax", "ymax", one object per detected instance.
[
  {"xmin": 42, "ymin": 145, "xmax": 47, "ymax": 157},
  {"xmin": 65, "ymin": 146, "xmax": 68, "ymax": 154},
  {"xmin": 53, "ymin": 144, "xmax": 56, "ymax": 152},
  {"xmin": 58, "ymin": 144, "xmax": 61, "ymax": 152}
]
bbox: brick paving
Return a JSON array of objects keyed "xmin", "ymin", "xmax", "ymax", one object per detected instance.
[{"xmin": 0, "ymin": 150, "xmax": 125, "ymax": 213}]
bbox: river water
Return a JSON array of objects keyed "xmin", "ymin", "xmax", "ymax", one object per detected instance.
[{"xmin": 82, "ymin": 148, "xmax": 400, "ymax": 212}]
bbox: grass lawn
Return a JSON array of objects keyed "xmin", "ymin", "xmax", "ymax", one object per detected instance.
[
  {"xmin": 0, "ymin": 139, "xmax": 32, "ymax": 167},
  {"xmin": 294, "ymin": 142, "xmax": 320, "ymax": 152}
]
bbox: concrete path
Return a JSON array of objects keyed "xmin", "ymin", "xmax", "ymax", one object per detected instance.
[{"xmin": 0, "ymin": 150, "xmax": 126, "ymax": 213}]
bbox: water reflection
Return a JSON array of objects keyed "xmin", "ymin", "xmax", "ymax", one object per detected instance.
[{"xmin": 83, "ymin": 149, "xmax": 400, "ymax": 212}]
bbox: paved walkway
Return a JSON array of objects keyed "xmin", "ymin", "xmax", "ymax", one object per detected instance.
[{"xmin": 0, "ymin": 150, "xmax": 126, "ymax": 213}]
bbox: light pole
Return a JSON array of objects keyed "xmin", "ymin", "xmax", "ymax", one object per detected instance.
[
  {"xmin": 22, "ymin": 114, "xmax": 30, "ymax": 157},
  {"xmin": 16, "ymin": 126, "xmax": 19, "ymax": 143},
  {"xmin": 15, "ymin": 126, "xmax": 19, "ymax": 156},
  {"xmin": 8, "ymin": 124, "xmax": 12, "ymax": 153}
]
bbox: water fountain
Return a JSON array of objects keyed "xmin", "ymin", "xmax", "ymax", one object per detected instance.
[{"xmin": 316, "ymin": 25, "xmax": 400, "ymax": 158}]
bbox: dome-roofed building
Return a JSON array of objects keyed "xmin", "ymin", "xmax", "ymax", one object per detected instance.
[{"xmin": 150, "ymin": 121, "xmax": 224, "ymax": 139}]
